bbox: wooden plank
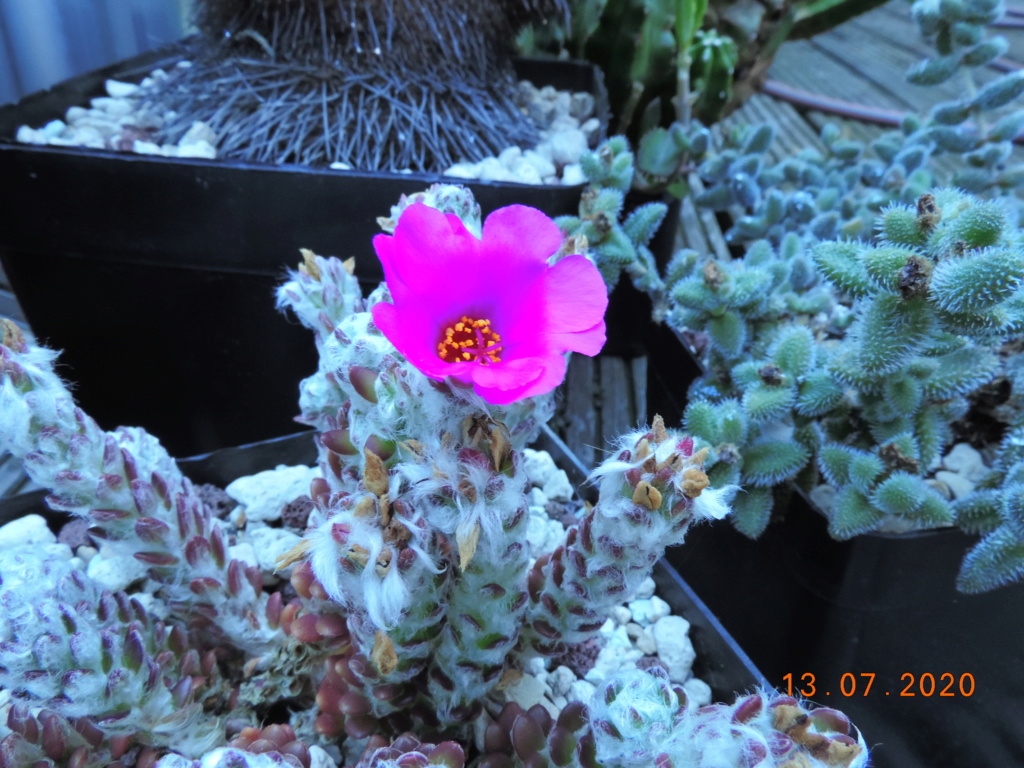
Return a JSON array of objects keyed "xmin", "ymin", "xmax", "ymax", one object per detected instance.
[
  {"xmin": 598, "ymin": 356, "xmax": 633, "ymax": 450},
  {"xmin": 631, "ymin": 356, "xmax": 647, "ymax": 429},
  {"xmin": 562, "ymin": 353, "xmax": 597, "ymax": 469}
]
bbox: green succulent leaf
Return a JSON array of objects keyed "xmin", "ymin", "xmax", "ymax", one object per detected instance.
[
  {"xmin": 707, "ymin": 311, "xmax": 747, "ymax": 356},
  {"xmin": 796, "ymin": 374, "xmax": 844, "ymax": 418},
  {"xmin": 770, "ymin": 325, "xmax": 815, "ymax": 376},
  {"xmin": 742, "ymin": 384, "xmax": 796, "ymax": 425},
  {"xmin": 684, "ymin": 399, "xmax": 719, "ymax": 443},
  {"xmin": 849, "ymin": 451, "xmax": 884, "ymax": 494},
  {"xmin": 622, "ymin": 202, "xmax": 668, "ymax": 247},
  {"xmin": 742, "ymin": 440, "xmax": 810, "ymax": 487},
  {"xmin": 957, "ymin": 526, "xmax": 1024, "ymax": 592},
  {"xmin": 931, "ymin": 247, "xmax": 1024, "ymax": 313},
  {"xmin": 861, "ymin": 246, "xmax": 918, "ymax": 293},
  {"xmin": 828, "ymin": 486, "xmax": 886, "ymax": 539},
  {"xmin": 870, "ymin": 472, "xmax": 926, "ymax": 517},
  {"xmin": 954, "ymin": 489, "xmax": 1003, "ymax": 535},
  {"xmin": 854, "ymin": 295, "xmax": 932, "ymax": 375},
  {"xmin": 919, "ymin": 346, "xmax": 1000, "ymax": 399},
  {"xmin": 813, "ymin": 241, "xmax": 872, "ymax": 298},
  {"xmin": 731, "ymin": 487, "xmax": 774, "ymax": 539}
]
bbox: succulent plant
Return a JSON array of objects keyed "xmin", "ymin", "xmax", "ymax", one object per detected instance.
[
  {"xmin": 3, "ymin": 184, "xmax": 840, "ymax": 768},
  {"xmin": 692, "ymin": 0, "xmax": 1024, "ymax": 247},
  {"xmin": 663, "ymin": 185, "xmax": 1024, "ymax": 590},
  {"xmin": 145, "ymin": 0, "xmax": 569, "ymax": 169}
]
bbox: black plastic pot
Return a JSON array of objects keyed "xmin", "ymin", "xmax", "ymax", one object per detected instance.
[
  {"xmin": 0, "ymin": 45, "xmax": 606, "ymax": 458},
  {"xmin": 647, "ymin": 323, "xmax": 1024, "ymax": 768},
  {"xmin": 0, "ymin": 427, "xmax": 766, "ymax": 709}
]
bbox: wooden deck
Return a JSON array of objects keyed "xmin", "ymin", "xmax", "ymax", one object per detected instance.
[{"xmin": 3, "ymin": 0, "xmax": 1023, "ymax": 495}]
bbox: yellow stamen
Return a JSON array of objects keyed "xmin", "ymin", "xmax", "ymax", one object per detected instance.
[{"xmin": 438, "ymin": 314, "xmax": 503, "ymax": 365}]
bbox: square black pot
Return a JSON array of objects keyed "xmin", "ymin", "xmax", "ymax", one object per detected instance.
[{"xmin": 0, "ymin": 44, "xmax": 605, "ymax": 457}]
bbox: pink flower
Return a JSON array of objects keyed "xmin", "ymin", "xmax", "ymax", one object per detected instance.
[{"xmin": 371, "ymin": 203, "xmax": 607, "ymax": 405}]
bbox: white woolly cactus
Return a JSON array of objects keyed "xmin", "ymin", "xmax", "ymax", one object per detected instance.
[
  {"xmin": 589, "ymin": 668, "xmax": 868, "ymax": 768},
  {"xmin": 0, "ymin": 320, "xmax": 281, "ymax": 659},
  {"xmin": 0, "ymin": 182, "xmax": 873, "ymax": 768}
]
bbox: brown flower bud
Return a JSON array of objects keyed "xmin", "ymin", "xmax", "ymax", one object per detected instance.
[{"xmin": 632, "ymin": 481, "xmax": 663, "ymax": 511}]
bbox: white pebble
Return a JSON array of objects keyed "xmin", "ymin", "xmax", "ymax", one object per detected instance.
[
  {"xmin": 15, "ymin": 126, "xmax": 47, "ymax": 144},
  {"xmin": 177, "ymin": 140, "xmax": 217, "ymax": 159},
  {"xmin": 942, "ymin": 443, "xmax": 988, "ymax": 483},
  {"xmin": 178, "ymin": 121, "xmax": 217, "ymax": 147},
  {"xmin": 226, "ymin": 464, "xmax": 318, "ymax": 523},
  {"xmin": 526, "ymin": 508, "xmax": 566, "ymax": 557},
  {"xmin": 561, "ymin": 163, "xmax": 587, "ymax": 186},
  {"xmin": 609, "ymin": 605, "xmax": 632, "ymax": 626},
  {"xmin": 683, "ymin": 677, "xmax": 713, "ymax": 707},
  {"xmin": 0, "ymin": 514, "xmax": 57, "ymax": 547},
  {"xmin": 810, "ymin": 484, "xmax": 837, "ymax": 513},
  {"xmin": 133, "ymin": 140, "xmax": 164, "ymax": 155},
  {"xmin": 548, "ymin": 666, "xmax": 577, "ymax": 698},
  {"xmin": 228, "ymin": 542, "xmax": 260, "ymax": 569},
  {"xmin": 568, "ymin": 679, "xmax": 596, "ymax": 704},
  {"xmin": 522, "ymin": 149, "xmax": 556, "ymax": 179},
  {"xmin": 477, "ymin": 157, "xmax": 510, "ymax": 182},
  {"xmin": 634, "ymin": 576, "xmax": 656, "ymax": 600},
  {"xmin": 39, "ymin": 543, "xmax": 73, "ymax": 561},
  {"xmin": 70, "ymin": 126, "xmax": 106, "ymax": 148},
  {"xmin": 934, "ymin": 470, "xmax": 975, "ymax": 500},
  {"xmin": 523, "ymin": 449, "xmax": 558, "ymax": 488},
  {"xmin": 635, "ymin": 627, "xmax": 657, "ymax": 655},
  {"xmin": 41, "ymin": 120, "xmax": 67, "ymax": 137},
  {"xmin": 504, "ymin": 673, "xmax": 548, "ymax": 710},
  {"xmin": 498, "ymin": 145, "xmax": 522, "ymax": 169},
  {"xmin": 87, "ymin": 551, "xmax": 148, "ymax": 592},
  {"xmin": 628, "ymin": 595, "xmax": 670, "ymax": 626},
  {"xmin": 511, "ymin": 161, "xmax": 543, "ymax": 185},
  {"xmin": 581, "ymin": 117, "xmax": 602, "ymax": 140},
  {"xmin": 247, "ymin": 526, "xmax": 303, "ymax": 574},
  {"xmin": 308, "ymin": 746, "xmax": 337, "ymax": 768},
  {"xmin": 528, "ymin": 487, "xmax": 547, "ymax": 506},
  {"xmin": 526, "ymin": 656, "xmax": 548, "ymax": 676},
  {"xmin": 76, "ymin": 545, "xmax": 98, "ymax": 563},
  {"xmin": 542, "ymin": 469, "xmax": 573, "ymax": 502},
  {"xmin": 652, "ymin": 616, "xmax": 696, "ymax": 683},
  {"xmin": 586, "ymin": 627, "xmax": 643, "ymax": 683},
  {"xmin": 65, "ymin": 106, "xmax": 90, "ymax": 123},
  {"xmin": 442, "ymin": 162, "xmax": 479, "ymax": 179},
  {"xmin": 105, "ymin": 79, "xmax": 139, "ymax": 98},
  {"xmin": 544, "ymin": 129, "xmax": 588, "ymax": 165}
]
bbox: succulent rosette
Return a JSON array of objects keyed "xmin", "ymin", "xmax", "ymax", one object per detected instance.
[{"xmin": 371, "ymin": 202, "xmax": 608, "ymax": 404}]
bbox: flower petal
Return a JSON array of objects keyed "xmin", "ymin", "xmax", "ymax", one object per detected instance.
[
  {"xmin": 469, "ymin": 354, "xmax": 567, "ymax": 405},
  {"xmin": 503, "ymin": 254, "xmax": 608, "ymax": 357},
  {"xmin": 480, "ymin": 205, "xmax": 564, "ymax": 276},
  {"xmin": 373, "ymin": 204, "xmax": 484, "ymax": 318},
  {"xmin": 370, "ymin": 302, "xmax": 448, "ymax": 380}
]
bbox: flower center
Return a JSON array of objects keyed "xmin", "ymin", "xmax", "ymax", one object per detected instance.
[{"xmin": 437, "ymin": 315, "xmax": 503, "ymax": 365}]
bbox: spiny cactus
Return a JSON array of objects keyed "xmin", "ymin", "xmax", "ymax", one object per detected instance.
[
  {"xmin": 665, "ymin": 188, "xmax": 1024, "ymax": 585},
  {"xmin": 145, "ymin": 0, "xmax": 568, "ymax": 169},
  {"xmin": 694, "ymin": 0, "xmax": 1024, "ymax": 247}
]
